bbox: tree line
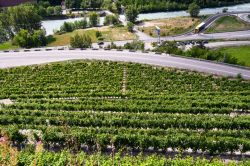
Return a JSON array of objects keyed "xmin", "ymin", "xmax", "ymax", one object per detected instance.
[
  {"xmin": 41, "ymin": 0, "xmax": 250, "ymax": 13},
  {"xmin": 0, "ymin": 4, "xmax": 47, "ymax": 48},
  {"xmin": 63, "ymin": 0, "xmax": 122, "ymax": 13},
  {"xmin": 120, "ymin": 0, "xmax": 250, "ymax": 13}
]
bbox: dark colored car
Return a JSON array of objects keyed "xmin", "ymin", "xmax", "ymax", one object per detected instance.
[{"xmin": 98, "ymin": 42, "xmax": 104, "ymax": 45}]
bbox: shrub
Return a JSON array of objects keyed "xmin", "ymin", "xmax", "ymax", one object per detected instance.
[
  {"xmin": 104, "ymin": 15, "xmax": 119, "ymax": 26},
  {"xmin": 70, "ymin": 33, "xmax": 92, "ymax": 48},
  {"xmin": 154, "ymin": 41, "xmax": 183, "ymax": 55},
  {"xmin": 46, "ymin": 6, "xmax": 54, "ymax": 16},
  {"xmin": 54, "ymin": 6, "xmax": 62, "ymax": 16},
  {"xmin": 60, "ymin": 22, "xmax": 74, "ymax": 33},
  {"xmin": 13, "ymin": 29, "xmax": 47, "ymax": 48},
  {"xmin": 124, "ymin": 40, "xmax": 145, "ymax": 50},
  {"xmin": 89, "ymin": 12, "xmax": 100, "ymax": 27},
  {"xmin": 95, "ymin": 31, "xmax": 102, "ymax": 38},
  {"xmin": 125, "ymin": 5, "xmax": 139, "ymax": 23},
  {"xmin": 127, "ymin": 22, "xmax": 134, "ymax": 32},
  {"xmin": 74, "ymin": 19, "xmax": 88, "ymax": 29}
]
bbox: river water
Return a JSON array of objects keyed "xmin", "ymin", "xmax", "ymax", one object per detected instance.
[
  {"xmin": 42, "ymin": 3, "xmax": 250, "ymax": 35},
  {"xmin": 137, "ymin": 3, "xmax": 250, "ymax": 20},
  {"xmin": 42, "ymin": 17, "xmax": 105, "ymax": 35}
]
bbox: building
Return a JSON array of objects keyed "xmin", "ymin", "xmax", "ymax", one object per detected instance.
[{"xmin": 0, "ymin": 0, "xmax": 36, "ymax": 7}]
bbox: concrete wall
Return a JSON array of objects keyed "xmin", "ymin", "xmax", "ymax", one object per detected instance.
[{"xmin": 0, "ymin": 0, "xmax": 36, "ymax": 7}]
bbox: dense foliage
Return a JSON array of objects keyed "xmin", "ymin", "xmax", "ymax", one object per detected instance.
[
  {"xmin": 38, "ymin": 0, "xmax": 62, "ymax": 6},
  {"xmin": 0, "ymin": 4, "xmax": 50, "ymax": 48},
  {"xmin": 63, "ymin": 0, "xmax": 120, "ymax": 11},
  {"xmin": 155, "ymin": 41, "xmax": 244, "ymax": 66},
  {"xmin": 13, "ymin": 29, "xmax": 47, "ymax": 48},
  {"xmin": 104, "ymin": 15, "xmax": 120, "ymax": 26},
  {"xmin": 58, "ymin": 19, "xmax": 88, "ymax": 34},
  {"xmin": 124, "ymin": 40, "xmax": 145, "ymax": 50},
  {"xmin": 70, "ymin": 33, "xmax": 92, "ymax": 48},
  {"xmin": 0, "ymin": 4, "xmax": 42, "ymax": 43},
  {"xmin": 0, "ymin": 61, "xmax": 250, "ymax": 157},
  {"xmin": 120, "ymin": 0, "xmax": 250, "ymax": 13},
  {"xmin": 89, "ymin": 12, "xmax": 100, "ymax": 27},
  {"xmin": 125, "ymin": 5, "xmax": 139, "ymax": 23},
  {"xmin": 188, "ymin": 3, "xmax": 200, "ymax": 17},
  {"xmin": 38, "ymin": 0, "xmax": 250, "ymax": 13},
  {"xmin": 37, "ymin": 1, "xmax": 63, "ymax": 18},
  {"xmin": 126, "ymin": 22, "xmax": 134, "ymax": 32}
]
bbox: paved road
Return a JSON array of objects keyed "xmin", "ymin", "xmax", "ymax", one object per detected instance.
[
  {"xmin": 206, "ymin": 40, "xmax": 250, "ymax": 48},
  {"xmin": 238, "ymin": 13, "xmax": 250, "ymax": 23},
  {"xmin": 160, "ymin": 30, "xmax": 250, "ymax": 41},
  {"xmin": 1, "ymin": 49, "xmax": 250, "ymax": 79}
]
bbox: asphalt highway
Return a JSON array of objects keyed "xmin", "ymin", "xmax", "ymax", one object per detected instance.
[
  {"xmin": 161, "ymin": 30, "xmax": 250, "ymax": 41},
  {"xmin": 0, "ymin": 49, "xmax": 250, "ymax": 79},
  {"xmin": 205, "ymin": 40, "xmax": 250, "ymax": 48}
]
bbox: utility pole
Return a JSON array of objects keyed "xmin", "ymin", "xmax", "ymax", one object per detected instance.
[{"xmin": 155, "ymin": 26, "xmax": 161, "ymax": 45}]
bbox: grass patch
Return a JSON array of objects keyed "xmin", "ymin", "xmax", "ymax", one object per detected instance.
[
  {"xmin": 218, "ymin": 45, "xmax": 250, "ymax": 67},
  {"xmin": 206, "ymin": 16, "xmax": 250, "ymax": 34},
  {"xmin": 48, "ymin": 26, "xmax": 136, "ymax": 47},
  {"xmin": 138, "ymin": 16, "xmax": 200, "ymax": 37},
  {"xmin": 0, "ymin": 42, "xmax": 19, "ymax": 50}
]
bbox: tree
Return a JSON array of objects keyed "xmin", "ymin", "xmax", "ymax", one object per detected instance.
[
  {"xmin": 13, "ymin": 29, "xmax": 47, "ymax": 48},
  {"xmin": 8, "ymin": 4, "xmax": 42, "ymax": 33},
  {"xmin": 38, "ymin": 6, "xmax": 47, "ymax": 17},
  {"xmin": 65, "ymin": 0, "xmax": 72, "ymax": 9},
  {"xmin": 188, "ymin": 3, "xmax": 200, "ymax": 18},
  {"xmin": 46, "ymin": 6, "xmax": 54, "ymax": 16},
  {"xmin": 70, "ymin": 33, "xmax": 92, "ymax": 48},
  {"xmin": 89, "ymin": 12, "xmax": 100, "ymax": 27},
  {"xmin": 81, "ymin": 0, "xmax": 89, "ymax": 9},
  {"xmin": 104, "ymin": 15, "xmax": 119, "ymax": 26},
  {"xmin": 32, "ymin": 29, "xmax": 47, "ymax": 47},
  {"xmin": 60, "ymin": 22, "xmax": 74, "ymax": 32},
  {"xmin": 0, "ymin": 12, "xmax": 13, "ymax": 41},
  {"xmin": 125, "ymin": 6, "xmax": 139, "ymax": 23},
  {"xmin": 54, "ymin": 6, "xmax": 62, "ymax": 15},
  {"xmin": 102, "ymin": 0, "xmax": 112, "ymax": 9},
  {"xmin": 74, "ymin": 19, "xmax": 88, "ymax": 29},
  {"xmin": 38, "ymin": 1, "xmax": 50, "ymax": 8},
  {"xmin": 127, "ymin": 22, "xmax": 134, "ymax": 32},
  {"xmin": 0, "ymin": 24, "xmax": 9, "ymax": 43}
]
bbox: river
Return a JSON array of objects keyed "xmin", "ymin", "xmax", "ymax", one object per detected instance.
[
  {"xmin": 42, "ymin": 3, "xmax": 250, "ymax": 35},
  {"xmin": 137, "ymin": 3, "xmax": 250, "ymax": 20},
  {"xmin": 42, "ymin": 17, "xmax": 105, "ymax": 35}
]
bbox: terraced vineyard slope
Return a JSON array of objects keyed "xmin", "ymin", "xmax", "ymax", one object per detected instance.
[{"xmin": 0, "ymin": 61, "xmax": 250, "ymax": 162}]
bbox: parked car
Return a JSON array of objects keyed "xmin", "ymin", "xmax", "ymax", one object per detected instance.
[{"xmin": 98, "ymin": 42, "xmax": 104, "ymax": 45}]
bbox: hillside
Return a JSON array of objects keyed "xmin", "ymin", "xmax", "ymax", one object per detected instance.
[{"xmin": 0, "ymin": 61, "xmax": 250, "ymax": 159}]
